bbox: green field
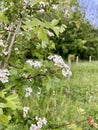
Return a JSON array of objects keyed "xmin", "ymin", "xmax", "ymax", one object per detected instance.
[{"xmin": 24, "ymin": 61, "xmax": 98, "ymax": 130}]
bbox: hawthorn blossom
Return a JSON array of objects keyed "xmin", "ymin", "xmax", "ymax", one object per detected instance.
[
  {"xmin": 52, "ymin": 4, "xmax": 58, "ymax": 10},
  {"xmin": 0, "ymin": 38, "xmax": 4, "ymax": 46},
  {"xmin": 25, "ymin": 87, "xmax": 32, "ymax": 97},
  {"xmin": 26, "ymin": 60, "xmax": 42, "ymax": 68},
  {"xmin": 24, "ymin": 0, "xmax": 29, "ymax": 3},
  {"xmin": 0, "ymin": 69, "xmax": 10, "ymax": 83},
  {"xmin": 30, "ymin": 124, "xmax": 39, "ymax": 130},
  {"xmin": 48, "ymin": 54, "xmax": 72, "ymax": 78},
  {"xmin": 30, "ymin": 116, "xmax": 47, "ymax": 130},
  {"xmin": 23, "ymin": 107, "xmax": 29, "ymax": 117},
  {"xmin": 47, "ymin": 30, "xmax": 54, "ymax": 37},
  {"xmin": 39, "ymin": 1, "xmax": 49, "ymax": 7}
]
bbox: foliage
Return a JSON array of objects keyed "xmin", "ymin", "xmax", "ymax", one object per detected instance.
[{"xmin": 0, "ymin": 0, "xmax": 98, "ymax": 130}]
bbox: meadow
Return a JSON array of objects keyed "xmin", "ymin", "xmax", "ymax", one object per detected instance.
[{"xmin": 24, "ymin": 61, "xmax": 98, "ymax": 130}]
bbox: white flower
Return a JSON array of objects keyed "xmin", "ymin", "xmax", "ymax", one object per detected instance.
[
  {"xmin": 0, "ymin": 39, "xmax": 4, "ymax": 46},
  {"xmin": 37, "ymin": 9, "xmax": 44, "ymax": 13},
  {"xmin": 26, "ymin": 59, "xmax": 34, "ymax": 66},
  {"xmin": 52, "ymin": 4, "xmax": 58, "ymax": 10},
  {"xmin": 25, "ymin": 87, "xmax": 32, "ymax": 97},
  {"xmin": 37, "ymin": 120, "xmax": 43, "ymax": 128},
  {"xmin": 0, "ymin": 69, "xmax": 10, "ymax": 83},
  {"xmin": 41, "ymin": 117, "xmax": 47, "ymax": 125},
  {"xmin": 23, "ymin": 107, "xmax": 29, "ymax": 117},
  {"xmin": 26, "ymin": 60, "xmax": 43, "ymax": 68},
  {"xmin": 30, "ymin": 124, "xmax": 39, "ymax": 130},
  {"xmin": 39, "ymin": 1, "xmax": 49, "ymax": 7},
  {"xmin": 33, "ymin": 61, "xmax": 42, "ymax": 68},
  {"xmin": 48, "ymin": 54, "xmax": 72, "ymax": 78},
  {"xmin": 47, "ymin": 31, "xmax": 54, "ymax": 37},
  {"xmin": 24, "ymin": 0, "xmax": 29, "ymax": 3},
  {"xmin": 14, "ymin": 48, "xmax": 18, "ymax": 51}
]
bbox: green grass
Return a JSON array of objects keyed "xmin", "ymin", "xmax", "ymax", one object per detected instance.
[{"xmin": 26, "ymin": 61, "xmax": 98, "ymax": 130}]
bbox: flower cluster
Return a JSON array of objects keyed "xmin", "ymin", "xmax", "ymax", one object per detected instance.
[
  {"xmin": 0, "ymin": 36, "xmax": 4, "ymax": 46},
  {"xmin": 26, "ymin": 60, "xmax": 43, "ymax": 68},
  {"xmin": 30, "ymin": 116, "xmax": 47, "ymax": 130},
  {"xmin": 0, "ymin": 69, "xmax": 10, "ymax": 83},
  {"xmin": 25, "ymin": 87, "xmax": 32, "ymax": 97},
  {"xmin": 23, "ymin": 107, "xmax": 29, "ymax": 117},
  {"xmin": 48, "ymin": 54, "xmax": 72, "ymax": 77},
  {"xmin": 24, "ymin": 0, "xmax": 29, "ymax": 3}
]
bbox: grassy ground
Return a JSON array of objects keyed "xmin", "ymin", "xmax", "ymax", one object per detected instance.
[{"xmin": 26, "ymin": 61, "xmax": 98, "ymax": 130}]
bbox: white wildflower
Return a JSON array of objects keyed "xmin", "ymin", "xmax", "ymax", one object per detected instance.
[
  {"xmin": 25, "ymin": 87, "xmax": 32, "ymax": 97},
  {"xmin": 0, "ymin": 39, "xmax": 4, "ymax": 46},
  {"xmin": 48, "ymin": 54, "xmax": 72, "ymax": 78},
  {"xmin": 62, "ymin": 68, "xmax": 72, "ymax": 77},
  {"xmin": 30, "ymin": 124, "xmax": 39, "ymax": 130},
  {"xmin": 37, "ymin": 9, "xmax": 44, "ymax": 13},
  {"xmin": 52, "ymin": 4, "xmax": 58, "ymax": 10},
  {"xmin": 26, "ymin": 60, "xmax": 42, "ymax": 68},
  {"xmin": 26, "ymin": 59, "xmax": 34, "ymax": 66},
  {"xmin": 47, "ymin": 31, "xmax": 54, "ymax": 37},
  {"xmin": 37, "ymin": 120, "xmax": 43, "ymax": 128},
  {"xmin": 30, "ymin": 116, "xmax": 47, "ymax": 130},
  {"xmin": 14, "ymin": 48, "xmax": 18, "ymax": 51},
  {"xmin": 33, "ymin": 61, "xmax": 42, "ymax": 68},
  {"xmin": 23, "ymin": 107, "xmax": 29, "ymax": 117},
  {"xmin": 0, "ymin": 69, "xmax": 9, "ymax": 83},
  {"xmin": 39, "ymin": 1, "xmax": 49, "ymax": 7},
  {"xmin": 41, "ymin": 117, "xmax": 47, "ymax": 125},
  {"xmin": 24, "ymin": 0, "xmax": 29, "ymax": 3}
]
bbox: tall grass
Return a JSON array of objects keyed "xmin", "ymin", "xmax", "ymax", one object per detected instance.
[{"xmin": 25, "ymin": 61, "xmax": 98, "ymax": 130}]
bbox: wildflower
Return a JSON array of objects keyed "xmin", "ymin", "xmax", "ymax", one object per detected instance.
[
  {"xmin": 48, "ymin": 54, "xmax": 72, "ymax": 78},
  {"xmin": 26, "ymin": 59, "xmax": 34, "ymax": 66},
  {"xmin": 0, "ymin": 69, "xmax": 10, "ymax": 83},
  {"xmin": 26, "ymin": 60, "xmax": 42, "ymax": 68},
  {"xmin": 0, "ymin": 39, "xmax": 4, "ymax": 46},
  {"xmin": 23, "ymin": 107, "xmax": 29, "ymax": 117},
  {"xmin": 37, "ymin": 9, "xmax": 44, "ymax": 13},
  {"xmin": 30, "ymin": 116, "xmax": 47, "ymax": 130},
  {"xmin": 25, "ymin": 87, "xmax": 32, "ymax": 97},
  {"xmin": 24, "ymin": 0, "xmax": 29, "ymax": 3},
  {"xmin": 52, "ymin": 4, "xmax": 58, "ymax": 10},
  {"xmin": 47, "ymin": 31, "xmax": 54, "ymax": 37},
  {"xmin": 41, "ymin": 117, "xmax": 47, "ymax": 125},
  {"xmin": 30, "ymin": 124, "xmax": 39, "ymax": 130}
]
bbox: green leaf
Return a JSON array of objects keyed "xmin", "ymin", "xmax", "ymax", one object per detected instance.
[
  {"xmin": 60, "ymin": 24, "xmax": 67, "ymax": 33},
  {"xmin": 0, "ymin": 90, "xmax": 7, "ymax": 98},
  {"xmin": 53, "ymin": 26, "xmax": 60, "ymax": 37},
  {"xmin": 0, "ymin": 114, "xmax": 9, "ymax": 124},
  {"xmin": 23, "ymin": 18, "xmax": 42, "ymax": 29},
  {"xmin": 0, "ymin": 103, "xmax": 7, "ymax": 108},
  {"xmin": 29, "ymin": 0, "xmax": 41, "ymax": 6},
  {"xmin": 6, "ymin": 94, "xmax": 21, "ymax": 110},
  {"xmin": 0, "ymin": 108, "xmax": 3, "ymax": 114},
  {"xmin": 9, "ymin": 68, "xmax": 17, "ymax": 76},
  {"xmin": 0, "ymin": 10, "xmax": 8, "ymax": 24},
  {"xmin": 51, "ymin": 19, "xmax": 59, "ymax": 26}
]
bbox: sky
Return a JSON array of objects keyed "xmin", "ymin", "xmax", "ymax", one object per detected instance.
[{"xmin": 79, "ymin": 0, "xmax": 98, "ymax": 28}]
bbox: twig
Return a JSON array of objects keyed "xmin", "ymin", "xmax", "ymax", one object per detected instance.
[{"xmin": 49, "ymin": 118, "xmax": 88, "ymax": 129}]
